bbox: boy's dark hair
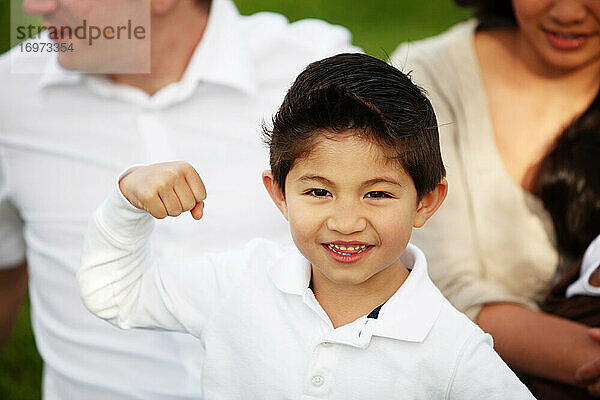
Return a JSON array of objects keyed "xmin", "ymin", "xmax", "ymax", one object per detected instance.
[
  {"xmin": 264, "ymin": 53, "xmax": 445, "ymax": 200},
  {"xmin": 533, "ymin": 93, "xmax": 600, "ymax": 262},
  {"xmin": 453, "ymin": 0, "xmax": 516, "ymax": 28}
]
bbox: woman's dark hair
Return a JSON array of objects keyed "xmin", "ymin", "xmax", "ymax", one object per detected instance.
[
  {"xmin": 453, "ymin": 0, "xmax": 516, "ymax": 28},
  {"xmin": 533, "ymin": 93, "xmax": 600, "ymax": 262},
  {"xmin": 263, "ymin": 53, "xmax": 445, "ymax": 200}
]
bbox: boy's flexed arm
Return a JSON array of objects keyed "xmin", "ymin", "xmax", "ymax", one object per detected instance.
[{"xmin": 78, "ymin": 162, "xmax": 221, "ymax": 336}]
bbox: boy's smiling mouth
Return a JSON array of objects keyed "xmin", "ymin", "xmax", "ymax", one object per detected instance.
[{"xmin": 322, "ymin": 241, "xmax": 374, "ymax": 263}]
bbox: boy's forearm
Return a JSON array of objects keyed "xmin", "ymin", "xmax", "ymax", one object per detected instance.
[
  {"xmin": 477, "ymin": 303, "xmax": 600, "ymax": 386},
  {"xmin": 0, "ymin": 261, "xmax": 27, "ymax": 349},
  {"xmin": 78, "ymin": 188, "xmax": 152, "ymax": 325},
  {"xmin": 78, "ymin": 188, "xmax": 184, "ymax": 332}
]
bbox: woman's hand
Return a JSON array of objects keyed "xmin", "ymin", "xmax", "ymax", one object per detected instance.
[
  {"xmin": 576, "ymin": 329, "xmax": 600, "ymax": 397},
  {"xmin": 477, "ymin": 303, "xmax": 600, "ymax": 393}
]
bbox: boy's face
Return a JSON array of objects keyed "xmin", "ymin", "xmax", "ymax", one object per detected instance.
[{"xmin": 263, "ymin": 133, "xmax": 446, "ymax": 288}]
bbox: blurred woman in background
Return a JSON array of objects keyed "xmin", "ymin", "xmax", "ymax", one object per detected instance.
[{"xmin": 391, "ymin": 0, "xmax": 600, "ymax": 395}]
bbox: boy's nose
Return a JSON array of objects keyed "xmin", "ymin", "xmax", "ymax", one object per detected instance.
[
  {"xmin": 326, "ymin": 203, "xmax": 367, "ymax": 235},
  {"xmin": 23, "ymin": 0, "xmax": 58, "ymax": 16}
]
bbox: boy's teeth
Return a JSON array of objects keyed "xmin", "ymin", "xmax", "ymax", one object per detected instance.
[{"xmin": 327, "ymin": 244, "xmax": 368, "ymax": 254}]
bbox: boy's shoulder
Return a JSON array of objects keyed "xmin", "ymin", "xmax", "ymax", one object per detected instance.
[
  {"xmin": 432, "ymin": 298, "xmax": 490, "ymax": 350},
  {"xmin": 410, "ymin": 293, "xmax": 494, "ymax": 366},
  {"xmin": 412, "ymin": 266, "xmax": 489, "ymax": 354},
  {"xmin": 366, "ymin": 264, "xmax": 512, "ymax": 395},
  {"xmin": 411, "ymin": 281, "xmax": 489, "ymax": 356}
]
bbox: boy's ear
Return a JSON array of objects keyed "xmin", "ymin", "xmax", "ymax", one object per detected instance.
[
  {"xmin": 262, "ymin": 171, "xmax": 289, "ymax": 220},
  {"xmin": 414, "ymin": 178, "xmax": 448, "ymax": 228}
]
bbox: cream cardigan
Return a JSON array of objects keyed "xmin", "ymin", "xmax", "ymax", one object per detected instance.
[{"xmin": 391, "ymin": 20, "xmax": 558, "ymax": 320}]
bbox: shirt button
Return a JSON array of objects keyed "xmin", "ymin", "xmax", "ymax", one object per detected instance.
[
  {"xmin": 311, "ymin": 375, "xmax": 325, "ymax": 387},
  {"xmin": 321, "ymin": 342, "xmax": 333, "ymax": 347}
]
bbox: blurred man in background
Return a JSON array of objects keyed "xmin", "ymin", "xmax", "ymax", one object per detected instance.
[{"xmin": 0, "ymin": 0, "xmax": 358, "ymax": 398}]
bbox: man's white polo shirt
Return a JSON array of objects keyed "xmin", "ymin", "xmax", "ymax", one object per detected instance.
[
  {"xmin": 0, "ymin": 0, "xmax": 359, "ymax": 398},
  {"xmin": 78, "ymin": 188, "xmax": 535, "ymax": 400}
]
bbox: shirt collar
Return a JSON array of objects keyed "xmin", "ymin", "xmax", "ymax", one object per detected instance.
[
  {"xmin": 269, "ymin": 243, "xmax": 443, "ymax": 343},
  {"xmin": 269, "ymin": 246, "xmax": 312, "ymax": 296},
  {"xmin": 371, "ymin": 243, "xmax": 443, "ymax": 343},
  {"xmin": 39, "ymin": 0, "xmax": 257, "ymax": 97}
]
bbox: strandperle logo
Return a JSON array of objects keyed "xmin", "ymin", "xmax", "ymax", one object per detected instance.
[
  {"xmin": 9, "ymin": 0, "xmax": 151, "ymax": 74},
  {"xmin": 15, "ymin": 19, "xmax": 147, "ymax": 46}
]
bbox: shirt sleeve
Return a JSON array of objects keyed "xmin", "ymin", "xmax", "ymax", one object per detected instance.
[
  {"xmin": 447, "ymin": 329, "xmax": 535, "ymax": 400},
  {"xmin": 0, "ymin": 148, "xmax": 26, "ymax": 269},
  {"xmin": 391, "ymin": 43, "xmax": 539, "ymax": 320},
  {"xmin": 77, "ymin": 184, "xmax": 246, "ymax": 338}
]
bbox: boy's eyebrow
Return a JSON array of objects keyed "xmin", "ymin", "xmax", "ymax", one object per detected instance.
[
  {"xmin": 297, "ymin": 175, "xmax": 336, "ymax": 187},
  {"xmin": 296, "ymin": 175, "xmax": 403, "ymax": 188},
  {"xmin": 361, "ymin": 177, "xmax": 403, "ymax": 188}
]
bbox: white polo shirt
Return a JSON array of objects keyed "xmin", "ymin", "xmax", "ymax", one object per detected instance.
[
  {"xmin": 78, "ymin": 188, "xmax": 535, "ymax": 400},
  {"xmin": 0, "ymin": 0, "xmax": 359, "ymax": 398}
]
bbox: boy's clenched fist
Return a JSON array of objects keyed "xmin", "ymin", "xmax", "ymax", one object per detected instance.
[{"xmin": 119, "ymin": 161, "xmax": 206, "ymax": 220}]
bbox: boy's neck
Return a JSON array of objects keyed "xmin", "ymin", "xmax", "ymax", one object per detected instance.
[{"xmin": 311, "ymin": 264, "xmax": 410, "ymax": 329}]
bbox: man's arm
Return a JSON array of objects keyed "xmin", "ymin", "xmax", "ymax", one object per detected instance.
[
  {"xmin": 0, "ymin": 261, "xmax": 27, "ymax": 348},
  {"xmin": 477, "ymin": 303, "xmax": 600, "ymax": 389}
]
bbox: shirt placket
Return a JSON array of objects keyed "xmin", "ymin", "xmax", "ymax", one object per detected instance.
[
  {"xmin": 136, "ymin": 110, "xmax": 175, "ymax": 163},
  {"xmin": 301, "ymin": 290, "xmax": 377, "ymax": 399},
  {"xmin": 301, "ymin": 290, "xmax": 335, "ymax": 398}
]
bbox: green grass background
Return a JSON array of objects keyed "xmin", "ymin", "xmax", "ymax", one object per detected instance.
[{"xmin": 0, "ymin": 1, "xmax": 471, "ymax": 398}]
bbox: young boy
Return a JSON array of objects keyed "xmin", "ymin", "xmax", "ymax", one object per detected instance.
[{"xmin": 78, "ymin": 53, "xmax": 534, "ymax": 399}]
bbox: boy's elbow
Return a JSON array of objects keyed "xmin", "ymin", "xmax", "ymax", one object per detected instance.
[{"xmin": 76, "ymin": 263, "xmax": 124, "ymax": 328}]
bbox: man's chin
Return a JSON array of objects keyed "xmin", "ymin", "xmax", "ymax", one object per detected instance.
[
  {"xmin": 57, "ymin": 52, "xmax": 106, "ymax": 74},
  {"xmin": 56, "ymin": 55, "xmax": 78, "ymax": 71},
  {"xmin": 56, "ymin": 49, "xmax": 84, "ymax": 70}
]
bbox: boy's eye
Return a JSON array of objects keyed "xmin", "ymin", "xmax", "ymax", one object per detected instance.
[
  {"xmin": 305, "ymin": 188, "xmax": 331, "ymax": 197},
  {"xmin": 365, "ymin": 191, "xmax": 392, "ymax": 199}
]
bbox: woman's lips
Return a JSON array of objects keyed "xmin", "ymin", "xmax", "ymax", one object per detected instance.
[{"xmin": 545, "ymin": 30, "xmax": 590, "ymax": 50}]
